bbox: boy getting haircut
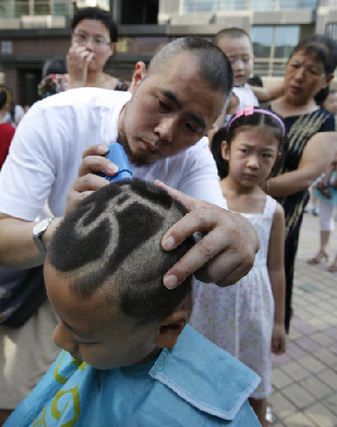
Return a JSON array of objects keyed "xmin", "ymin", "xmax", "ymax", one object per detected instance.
[
  {"xmin": 48, "ymin": 178, "xmax": 194, "ymax": 326},
  {"xmin": 5, "ymin": 180, "xmax": 261, "ymax": 426}
]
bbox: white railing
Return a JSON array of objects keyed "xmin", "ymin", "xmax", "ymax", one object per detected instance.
[
  {"xmin": 181, "ymin": 0, "xmax": 319, "ymax": 13},
  {"xmin": 253, "ymin": 58, "xmax": 288, "ymax": 77}
]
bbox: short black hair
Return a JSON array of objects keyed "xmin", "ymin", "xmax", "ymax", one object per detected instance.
[
  {"xmin": 213, "ymin": 27, "xmax": 251, "ymax": 45},
  {"xmin": 291, "ymin": 34, "xmax": 337, "ymax": 77},
  {"xmin": 149, "ymin": 37, "xmax": 233, "ymax": 96},
  {"xmin": 42, "ymin": 56, "xmax": 67, "ymax": 78},
  {"xmin": 71, "ymin": 7, "xmax": 118, "ymax": 42},
  {"xmin": 315, "ymin": 86, "xmax": 330, "ymax": 106},
  {"xmin": 248, "ymin": 75, "xmax": 263, "ymax": 88},
  {"xmin": 47, "ymin": 179, "xmax": 195, "ymax": 326}
]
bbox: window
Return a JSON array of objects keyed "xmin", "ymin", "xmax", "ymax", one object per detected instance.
[
  {"xmin": 182, "ymin": 0, "xmax": 318, "ymax": 13},
  {"xmin": 326, "ymin": 23, "xmax": 337, "ymax": 41},
  {"xmin": 251, "ymin": 25, "xmax": 300, "ymax": 76},
  {"xmin": 120, "ymin": 0, "xmax": 158, "ymax": 24},
  {"xmin": 274, "ymin": 26, "xmax": 300, "ymax": 58},
  {"xmin": 251, "ymin": 26, "xmax": 273, "ymax": 58},
  {"xmin": 0, "ymin": 0, "xmax": 72, "ymax": 19},
  {"xmin": 1, "ymin": 41, "xmax": 13, "ymax": 55}
]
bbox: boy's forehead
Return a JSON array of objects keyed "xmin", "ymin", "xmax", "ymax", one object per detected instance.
[{"xmin": 45, "ymin": 262, "xmax": 127, "ymax": 335}]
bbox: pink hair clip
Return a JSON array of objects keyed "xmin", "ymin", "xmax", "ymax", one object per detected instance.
[
  {"xmin": 226, "ymin": 106, "xmax": 285, "ymax": 136},
  {"xmin": 237, "ymin": 106, "xmax": 254, "ymax": 117}
]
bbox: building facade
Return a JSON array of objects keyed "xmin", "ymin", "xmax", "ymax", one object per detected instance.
[{"xmin": 0, "ymin": 0, "xmax": 337, "ymax": 105}]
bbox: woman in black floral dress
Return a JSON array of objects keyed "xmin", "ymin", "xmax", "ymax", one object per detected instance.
[{"xmin": 263, "ymin": 34, "xmax": 337, "ymax": 332}]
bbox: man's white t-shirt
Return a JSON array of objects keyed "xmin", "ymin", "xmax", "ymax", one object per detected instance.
[{"xmin": 0, "ymin": 87, "xmax": 224, "ymax": 220}]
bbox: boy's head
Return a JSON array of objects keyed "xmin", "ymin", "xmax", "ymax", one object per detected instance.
[
  {"xmin": 213, "ymin": 28, "xmax": 254, "ymax": 88},
  {"xmin": 45, "ymin": 179, "xmax": 195, "ymax": 370}
]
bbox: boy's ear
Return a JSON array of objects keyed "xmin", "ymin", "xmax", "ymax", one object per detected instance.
[
  {"xmin": 221, "ymin": 140, "xmax": 230, "ymax": 161},
  {"xmin": 154, "ymin": 310, "xmax": 188, "ymax": 349},
  {"xmin": 129, "ymin": 61, "xmax": 147, "ymax": 93}
]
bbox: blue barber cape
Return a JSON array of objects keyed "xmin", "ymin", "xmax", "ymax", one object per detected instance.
[{"xmin": 6, "ymin": 325, "xmax": 261, "ymax": 426}]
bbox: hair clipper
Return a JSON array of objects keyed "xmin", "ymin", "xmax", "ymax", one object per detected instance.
[{"xmin": 98, "ymin": 143, "xmax": 132, "ymax": 182}]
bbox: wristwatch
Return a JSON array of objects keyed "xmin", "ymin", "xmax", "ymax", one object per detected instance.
[{"xmin": 33, "ymin": 217, "xmax": 53, "ymax": 254}]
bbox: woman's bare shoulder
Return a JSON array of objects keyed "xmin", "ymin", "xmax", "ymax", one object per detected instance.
[{"xmin": 101, "ymin": 74, "xmax": 119, "ymax": 90}]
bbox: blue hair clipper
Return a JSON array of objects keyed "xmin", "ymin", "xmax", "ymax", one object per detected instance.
[{"xmin": 98, "ymin": 143, "xmax": 132, "ymax": 182}]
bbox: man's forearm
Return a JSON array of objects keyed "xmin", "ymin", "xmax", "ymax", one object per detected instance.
[{"xmin": 0, "ymin": 215, "xmax": 62, "ymax": 269}]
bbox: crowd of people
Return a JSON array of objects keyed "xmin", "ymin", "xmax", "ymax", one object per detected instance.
[
  {"xmin": 307, "ymin": 88, "xmax": 337, "ymax": 272},
  {"xmin": 0, "ymin": 6, "xmax": 337, "ymax": 427}
]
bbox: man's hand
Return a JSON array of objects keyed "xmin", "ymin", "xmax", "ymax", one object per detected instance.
[
  {"xmin": 65, "ymin": 144, "xmax": 118, "ymax": 214},
  {"xmin": 155, "ymin": 181, "xmax": 259, "ymax": 289}
]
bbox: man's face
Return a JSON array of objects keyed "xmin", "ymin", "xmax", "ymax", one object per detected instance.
[
  {"xmin": 217, "ymin": 36, "xmax": 254, "ymax": 88},
  {"xmin": 45, "ymin": 263, "xmax": 160, "ymax": 370},
  {"xmin": 119, "ymin": 51, "xmax": 226, "ymax": 166}
]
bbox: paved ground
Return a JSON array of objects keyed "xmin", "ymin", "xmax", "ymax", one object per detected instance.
[{"xmin": 269, "ymin": 211, "xmax": 337, "ymax": 426}]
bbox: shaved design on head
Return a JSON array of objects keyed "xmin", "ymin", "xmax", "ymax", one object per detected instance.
[
  {"xmin": 48, "ymin": 179, "xmax": 195, "ymax": 325},
  {"xmin": 61, "ymin": 184, "xmax": 166, "ymax": 274}
]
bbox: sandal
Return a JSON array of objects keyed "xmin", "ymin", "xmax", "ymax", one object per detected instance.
[
  {"xmin": 308, "ymin": 251, "xmax": 329, "ymax": 264},
  {"xmin": 328, "ymin": 257, "xmax": 337, "ymax": 272}
]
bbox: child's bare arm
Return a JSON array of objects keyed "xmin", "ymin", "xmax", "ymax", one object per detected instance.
[
  {"xmin": 208, "ymin": 93, "xmax": 239, "ymax": 132},
  {"xmin": 207, "ymin": 93, "xmax": 240, "ymax": 147},
  {"xmin": 267, "ymin": 202, "xmax": 286, "ymax": 354},
  {"xmin": 250, "ymin": 80, "xmax": 284, "ymax": 102}
]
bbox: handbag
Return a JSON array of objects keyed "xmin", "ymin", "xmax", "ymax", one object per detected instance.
[{"xmin": 0, "ymin": 265, "xmax": 47, "ymax": 327}]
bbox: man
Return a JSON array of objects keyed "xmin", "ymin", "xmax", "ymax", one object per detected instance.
[{"xmin": 0, "ymin": 37, "xmax": 258, "ymax": 419}]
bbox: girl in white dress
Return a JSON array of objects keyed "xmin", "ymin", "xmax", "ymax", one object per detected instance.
[{"xmin": 190, "ymin": 107, "xmax": 287, "ymax": 427}]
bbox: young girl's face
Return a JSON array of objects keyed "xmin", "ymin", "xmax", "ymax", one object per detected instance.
[{"xmin": 222, "ymin": 126, "xmax": 280, "ymax": 187}]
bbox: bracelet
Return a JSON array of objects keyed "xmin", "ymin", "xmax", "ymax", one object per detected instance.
[{"xmin": 265, "ymin": 181, "xmax": 269, "ymax": 194}]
